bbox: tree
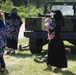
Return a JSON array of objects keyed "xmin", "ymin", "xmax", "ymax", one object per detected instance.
[
  {"xmin": 55, "ymin": 0, "xmax": 61, "ymax": 2},
  {"xmin": 1, "ymin": 0, "xmax": 14, "ymax": 12}
]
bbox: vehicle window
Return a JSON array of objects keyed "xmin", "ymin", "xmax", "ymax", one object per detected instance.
[{"xmin": 51, "ymin": 5, "xmax": 74, "ymax": 16}]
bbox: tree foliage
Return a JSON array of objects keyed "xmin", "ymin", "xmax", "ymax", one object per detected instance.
[
  {"xmin": 0, "ymin": 0, "xmax": 14, "ymax": 12},
  {"xmin": 0, "ymin": 0, "xmax": 65, "ymax": 18},
  {"xmin": 2, "ymin": 0, "xmax": 62, "ymax": 7}
]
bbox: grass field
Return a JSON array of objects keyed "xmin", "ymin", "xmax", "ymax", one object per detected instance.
[{"xmin": 4, "ymin": 38, "xmax": 76, "ymax": 75}]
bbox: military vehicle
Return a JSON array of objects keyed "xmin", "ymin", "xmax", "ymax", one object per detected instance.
[{"xmin": 24, "ymin": 2, "xmax": 76, "ymax": 54}]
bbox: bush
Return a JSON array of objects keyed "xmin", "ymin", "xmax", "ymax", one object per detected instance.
[
  {"xmin": 0, "ymin": 1, "xmax": 43, "ymax": 18},
  {"xmin": 1, "ymin": 0, "xmax": 14, "ymax": 12},
  {"xmin": 25, "ymin": 5, "xmax": 43, "ymax": 17},
  {"xmin": 18, "ymin": 5, "xmax": 43, "ymax": 17}
]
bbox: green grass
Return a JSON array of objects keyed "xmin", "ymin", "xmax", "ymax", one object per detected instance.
[{"xmin": 4, "ymin": 38, "xmax": 76, "ymax": 75}]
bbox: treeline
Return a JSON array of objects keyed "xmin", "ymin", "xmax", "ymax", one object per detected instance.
[
  {"xmin": 0, "ymin": 0, "xmax": 66, "ymax": 18},
  {"xmin": 0, "ymin": 0, "xmax": 74, "ymax": 18},
  {"xmin": 11, "ymin": 0, "xmax": 53, "ymax": 7},
  {"xmin": 1, "ymin": 0, "xmax": 61, "ymax": 7}
]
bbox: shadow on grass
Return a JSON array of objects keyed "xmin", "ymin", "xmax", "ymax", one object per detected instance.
[
  {"xmin": 10, "ymin": 49, "xmax": 47, "ymax": 59},
  {"xmin": 11, "ymin": 44, "xmax": 76, "ymax": 61},
  {"xmin": 33, "ymin": 45, "xmax": 76, "ymax": 61},
  {"xmin": 31, "ymin": 49, "xmax": 47, "ymax": 59},
  {"xmin": 12, "ymin": 52, "xmax": 32, "ymax": 58},
  {"xmin": 61, "ymin": 70, "xmax": 76, "ymax": 75}
]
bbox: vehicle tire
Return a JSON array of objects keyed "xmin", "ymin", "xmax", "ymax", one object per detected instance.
[
  {"xmin": 29, "ymin": 38, "xmax": 43, "ymax": 54},
  {"xmin": 42, "ymin": 38, "xmax": 48, "ymax": 45}
]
